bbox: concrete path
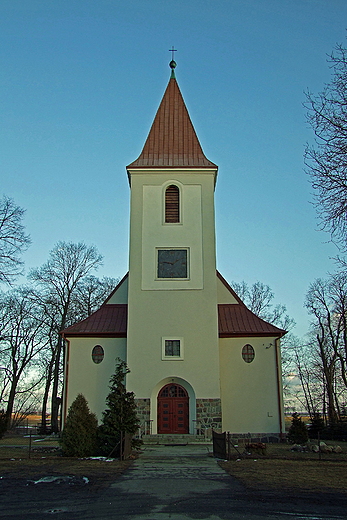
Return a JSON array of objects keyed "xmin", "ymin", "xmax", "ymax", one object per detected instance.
[
  {"xmin": 110, "ymin": 444, "xmax": 237, "ymax": 518},
  {"xmin": 91, "ymin": 443, "xmax": 245, "ymax": 519},
  {"xmin": 89, "ymin": 444, "xmax": 347, "ymax": 520}
]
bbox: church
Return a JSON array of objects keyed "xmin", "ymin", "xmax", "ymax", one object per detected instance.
[{"xmin": 62, "ymin": 60, "xmax": 286, "ymax": 440}]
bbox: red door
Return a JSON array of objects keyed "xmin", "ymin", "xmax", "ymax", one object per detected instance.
[{"xmin": 158, "ymin": 384, "xmax": 189, "ymax": 434}]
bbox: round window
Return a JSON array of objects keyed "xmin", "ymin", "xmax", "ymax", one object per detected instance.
[
  {"xmin": 242, "ymin": 344, "xmax": 255, "ymax": 363},
  {"xmin": 92, "ymin": 345, "xmax": 104, "ymax": 364}
]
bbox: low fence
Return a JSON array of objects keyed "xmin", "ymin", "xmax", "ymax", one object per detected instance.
[
  {"xmin": 212, "ymin": 431, "xmax": 243, "ymax": 459},
  {"xmin": 212, "ymin": 431, "xmax": 281, "ymax": 460},
  {"xmin": 212, "ymin": 431, "xmax": 228, "ymax": 459}
]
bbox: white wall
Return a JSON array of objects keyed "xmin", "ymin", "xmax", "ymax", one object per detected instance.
[
  {"xmin": 64, "ymin": 337, "xmax": 127, "ymax": 423},
  {"xmin": 219, "ymin": 336, "xmax": 283, "ymax": 434}
]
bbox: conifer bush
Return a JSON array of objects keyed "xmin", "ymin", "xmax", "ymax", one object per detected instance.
[
  {"xmin": 308, "ymin": 412, "xmax": 325, "ymax": 439},
  {"xmin": 287, "ymin": 412, "xmax": 308, "ymax": 444},
  {"xmin": 60, "ymin": 394, "xmax": 98, "ymax": 457},
  {"xmin": 97, "ymin": 359, "xmax": 140, "ymax": 457}
]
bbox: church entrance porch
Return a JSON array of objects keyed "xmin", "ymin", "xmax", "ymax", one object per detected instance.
[{"xmin": 157, "ymin": 383, "xmax": 189, "ymax": 434}]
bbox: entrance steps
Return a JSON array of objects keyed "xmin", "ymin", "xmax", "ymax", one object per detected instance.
[{"xmin": 142, "ymin": 434, "xmax": 212, "ymax": 445}]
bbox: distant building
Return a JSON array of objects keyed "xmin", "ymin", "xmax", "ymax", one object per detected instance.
[{"xmin": 62, "ymin": 62, "xmax": 286, "ymax": 440}]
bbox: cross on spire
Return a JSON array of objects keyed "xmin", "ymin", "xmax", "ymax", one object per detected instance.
[
  {"xmin": 169, "ymin": 46, "xmax": 177, "ymax": 60},
  {"xmin": 169, "ymin": 47, "xmax": 177, "ymax": 77}
]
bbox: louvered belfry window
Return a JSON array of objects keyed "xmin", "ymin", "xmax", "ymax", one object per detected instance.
[{"xmin": 165, "ymin": 185, "xmax": 180, "ymax": 223}]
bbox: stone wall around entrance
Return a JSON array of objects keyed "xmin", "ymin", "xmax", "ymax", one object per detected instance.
[
  {"xmin": 136, "ymin": 397, "xmax": 223, "ymax": 436},
  {"xmin": 135, "ymin": 398, "xmax": 151, "ymax": 434},
  {"xmin": 196, "ymin": 398, "xmax": 222, "ymax": 434}
]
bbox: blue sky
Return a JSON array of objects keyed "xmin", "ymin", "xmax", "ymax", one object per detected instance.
[{"xmin": 1, "ymin": 0, "xmax": 347, "ymax": 337}]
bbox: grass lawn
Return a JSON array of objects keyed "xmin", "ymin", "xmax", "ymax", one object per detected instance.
[
  {"xmin": 0, "ymin": 433, "xmax": 132, "ymax": 489},
  {"xmin": 219, "ymin": 441, "xmax": 347, "ymax": 494}
]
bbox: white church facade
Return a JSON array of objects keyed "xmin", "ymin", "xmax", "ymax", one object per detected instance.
[{"xmin": 62, "ymin": 62, "xmax": 286, "ymax": 440}]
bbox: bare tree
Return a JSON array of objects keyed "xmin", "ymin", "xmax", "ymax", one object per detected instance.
[
  {"xmin": 73, "ymin": 275, "xmax": 119, "ymax": 319},
  {"xmin": 31, "ymin": 273, "xmax": 118, "ymax": 433},
  {"xmin": 305, "ymin": 274, "xmax": 347, "ymax": 423},
  {"xmin": 304, "ymin": 42, "xmax": 347, "ymax": 251},
  {"xmin": 0, "ymin": 196, "xmax": 30, "ymax": 285},
  {"xmin": 28, "ymin": 242, "xmax": 103, "ymax": 432},
  {"xmin": 0, "ymin": 287, "xmax": 48, "ymax": 429},
  {"xmin": 231, "ymin": 280, "xmax": 295, "ymax": 331}
]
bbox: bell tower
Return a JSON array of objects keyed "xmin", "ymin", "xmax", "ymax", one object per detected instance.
[{"xmin": 126, "ymin": 61, "xmax": 221, "ymax": 433}]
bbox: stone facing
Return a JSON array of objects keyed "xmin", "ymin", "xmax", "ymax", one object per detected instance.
[
  {"xmin": 136, "ymin": 397, "xmax": 222, "ymax": 435},
  {"xmin": 135, "ymin": 398, "xmax": 151, "ymax": 434},
  {"xmin": 196, "ymin": 398, "xmax": 222, "ymax": 432}
]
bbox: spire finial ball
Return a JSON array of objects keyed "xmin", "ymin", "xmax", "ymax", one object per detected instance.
[{"xmin": 169, "ymin": 60, "xmax": 177, "ymax": 70}]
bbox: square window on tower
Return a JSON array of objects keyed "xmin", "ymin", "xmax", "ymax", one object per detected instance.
[
  {"xmin": 165, "ymin": 340, "xmax": 180, "ymax": 356},
  {"xmin": 162, "ymin": 338, "xmax": 184, "ymax": 360}
]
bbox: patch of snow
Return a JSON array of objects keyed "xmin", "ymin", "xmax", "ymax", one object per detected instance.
[
  {"xmin": 85, "ymin": 456, "xmax": 115, "ymax": 462},
  {"xmin": 31, "ymin": 475, "xmax": 89, "ymax": 485}
]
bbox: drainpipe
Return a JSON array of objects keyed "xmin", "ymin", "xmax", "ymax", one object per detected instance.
[
  {"xmin": 275, "ymin": 337, "xmax": 284, "ymax": 440},
  {"xmin": 61, "ymin": 335, "xmax": 70, "ymax": 428}
]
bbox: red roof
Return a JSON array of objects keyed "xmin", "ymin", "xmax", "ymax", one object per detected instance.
[
  {"xmin": 127, "ymin": 76, "xmax": 217, "ymax": 169},
  {"xmin": 62, "ymin": 272, "xmax": 285, "ymax": 338},
  {"xmin": 217, "ymin": 272, "xmax": 285, "ymax": 337},
  {"xmin": 62, "ymin": 304, "xmax": 127, "ymax": 337},
  {"xmin": 218, "ymin": 304, "xmax": 285, "ymax": 337}
]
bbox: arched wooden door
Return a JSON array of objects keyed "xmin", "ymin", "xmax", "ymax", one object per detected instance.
[{"xmin": 157, "ymin": 384, "xmax": 189, "ymax": 434}]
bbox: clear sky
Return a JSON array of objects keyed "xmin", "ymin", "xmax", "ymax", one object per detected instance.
[{"xmin": 1, "ymin": 0, "xmax": 347, "ymax": 337}]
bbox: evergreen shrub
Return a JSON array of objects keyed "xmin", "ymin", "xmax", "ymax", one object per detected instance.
[
  {"xmin": 97, "ymin": 359, "xmax": 140, "ymax": 457},
  {"xmin": 60, "ymin": 394, "xmax": 98, "ymax": 457},
  {"xmin": 308, "ymin": 412, "xmax": 325, "ymax": 439},
  {"xmin": 287, "ymin": 412, "xmax": 308, "ymax": 444},
  {"xmin": 319, "ymin": 420, "xmax": 347, "ymax": 441}
]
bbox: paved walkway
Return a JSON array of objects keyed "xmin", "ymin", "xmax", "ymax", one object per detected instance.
[
  {"xmin": 110, "ymin": 444, "xmax": 237, "ymax": 518},
  {"xmin": 92, "ymin": 443, "xmax": 245, "ymax": 519},
  {"xmin": 89, "ymin": 444, "xmax": 347, "ymax": 520}
]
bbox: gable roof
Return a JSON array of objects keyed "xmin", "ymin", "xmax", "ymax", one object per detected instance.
[
  {"xmin": 62, "ymin": 271, "xmax": 286, "ymax": 339},
  {"xmin": 216, "ymin": 271, "xmax": 286, "ymax": 337},
  {"xmin": 62, "ymin": 304, "xmax": 127, "ymax": 338},
  {"xmin": 218, "ymin": 304, "xmax": 285, "ymax": 337},
  {"xmin": 127, "ymin": 75, "xmax": 217, "ymax": 170}
]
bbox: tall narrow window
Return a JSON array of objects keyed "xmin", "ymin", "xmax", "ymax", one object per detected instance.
[{"xmin": 165, "ymin": 185, "xmax": 180, "ymax": 223}]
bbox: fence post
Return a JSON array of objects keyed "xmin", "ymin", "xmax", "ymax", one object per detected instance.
[
  {"xmin": 227, "ymin": 432, "xmax": 231, "ymax": 460},
  {"xmin": 28, "ymin": 431, "xmax": 32, "ymax": 459}
]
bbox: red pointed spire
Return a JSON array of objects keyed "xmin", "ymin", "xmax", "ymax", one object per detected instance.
[{"xmin": 127, "ymin": 76, "xmax": 217, "ymax": 169}]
